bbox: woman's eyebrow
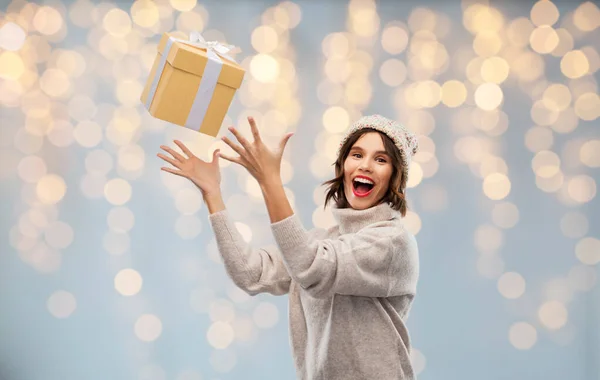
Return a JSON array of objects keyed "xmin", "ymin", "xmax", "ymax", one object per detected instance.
[{"xmin": 350, "ymin": 147, "xmax": 389, "ymax": 156}]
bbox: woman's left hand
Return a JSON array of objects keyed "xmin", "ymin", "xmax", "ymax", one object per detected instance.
[{"xmin": 218, "ymin": 116, "xmax": 294, "ymax": 185}]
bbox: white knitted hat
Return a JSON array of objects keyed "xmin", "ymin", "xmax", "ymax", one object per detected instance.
[{"xmin": 337, "ymin": 114, "xmax": 419, "ymax": 183}]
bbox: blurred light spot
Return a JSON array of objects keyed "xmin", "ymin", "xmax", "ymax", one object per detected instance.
[
  {"xmin": 410, "ymin": 348, "xmax": 426, "ymax": 375},
  {"xmin": 253, "ymin": 301, "xmax": 279, "ymax": 329},
  {"xmin": 69, "ymin": 95, "xmax": 97, "ymax": 121},
  {"xmin": 561, "ymin": 50, "xmax": 589, "ymax": 79},
  {"xmin": 234, "ymin": 222, "xmax": 252, "ymax": 243},
  {"xmin": 381, "ymin": 25, "xmax": 409, "ymax": 54},
  {"xmin": 473, "ymin": 31, "xmax": 502, "ymax": 57},
  {"xmin": 47, "ymin": 119, "xmax": 73, "ymax": 147},
  {"xmin": 85, "ymin": 149, "xmax": 113, "ymax": 176},
  {"xmin": 33, "ymin": 6, "xmax": 64, "ymax": 35},
  {"xmin": 131, "ymin": 0, "xmax": 160, "ymax": 28},
  {"xmin": 135, "ymin": 314, "xmax": 163, "ymax": 342},
  {"xmin": 312, "ymin": 206, "xmax": 336, "ymax": 230},
  {"xmin": 575, "ymin": 237, "xmax": 600, "ymax": 265},
  {"xmin": 507, "ymin": 17, "xmax": 534, "ymax": 47},
  {"xmin": 497, "ymin": 272, "xmax": 526, "ymax": 299},
  {"xmin": 176, "ymin": 10, "xmax": 205, "ymax": 33},
  {"xmin": 509, "ymin": 322, "xmax": 537, "ymax": 350},
  {"xmin": 17, "ymin": 155, "xmax": 47, "ymax": 183},
  {"xmin": 478, "ymin": 156, "xmax": 508, "ymax": 178},
  {"xmin": 210, "ymin": 349, "xmax": 237, "ymax": 373},
  {"xmin": 175, "ymin": 215, "xmax": 202, "ymax": 239},
  {"xmin": 252, "ymin": 25, "xmax": 278, "ymax": 53},
  {"xmin": 551, "ymin": 107, "xmax": 578, "ymax": 134},
  {"xmin": 406, "ymin": 162, "xmax": 423, "ymax": 188},
  {"xmin": 441, "ymin": 80, "xmax": 467, "ymax": 107},
  {"xmin": 207, "ymin": 321, "xmax": 234, "ymax": 349},
  {"xmin": 568, "ymin": 265, "xmax": 597, "ymax": 292},
  {"xmin": 56, "ymin": 50, "xmax": 86, "ymax": 78},
  {"xmin": 530, "ymin": 0, "xmax": 560, "ymax": 27},
  {"xmin": 250, "ymin": 54, "xmax": 279, "ymax": 83},
  {"xmin": 44, "ymin": 221, "xmax": 74, "ymax": 250},
  {"xmin": 492, "ymin": 202, "xmax": 519, "ymax": 229},
  {"xmin": 107, "ymin": 207, "xmax": 135, "ymax": 233},
  {"xmin": 474, "ymin": 224, "xmax": 503, "ymax": 253},
  {"xmin": 532, "ymin": 150, "xmax": 560, "ymax": 178},
  {"xmin": 74, "ymin": 120, "xmax": 103, "ymax": 148},
  {"xmin": 529, "ymin": 26, "xmax": 559, "ymax": 54},
  {"xmin": 474, "ymin": 83, "xmax": 503, "ymax": 110},
  {"xmin": 0, "ymin": 51, "xmax": 25, "ymax": 80},
  {"xmin": 551, "ymin": 28, "xmax": 575, "ymax": 57},
  {"xmin": 209, "ymin": 299, "xmax": 235, "ymax": 323},
  {"xmin": 560, "ymin": 212, "xmax": 588, "ymax": 238},
  {"xmin": 538, "ymin": 301, "xmax": 568, "ymax": 330},
  {"xmin": 402, "ymin": 211, "xmax": 422, "ymax": 236},
  {"xmin": 379, "ymin": 59, "xmax": 407, "ymax": 87},
  {"xmin": 103, "ymin": 8, "xmax": 132, "ymax": 37},
  {"xmin": 323, "ymin": 107, "xmax": 350, "ymax": 133},
  {"xmin": 115, "ymin": 268, "xmax": 143, "ymax": 296},
  {"xmin": 116, "ymin": 79, "xmax": 144, "ymax": 107},
  {"xmin": 572, "ymin": 1, "xmax": 600, "ymax": 32},
  {"xmin": 480, "ymin": 56, "xmax": 509, "ymax": 84},
  {"xmin": 170, "ymin": 0, "xmax": 197, "ymax": 12},
  {"xmin": 567, "ymin": 175, "xmax": 596, "ymax": 203},
  {"xmin": 232, "ymin": 316, "xmax": 256, "ymax": 343},
  {"xmin": 574, "ymin": 92, "xmax": 600, "ymax": 121},
  {"xmin": 483, "ymin": 173, "xmax": 511, "ymax": 200},
  {"xmin": 104, "ymin": 178, "xmax": 132, "ymax": 206},
  {"xmin": 0, "ymin": 22, "xmax": 27, "ymax": 51},
  {"xmin": 535, "ymin": 170, "xmax": 564, "ymax": 193},
  {"xmin": 36, "ymin": 174, "xmax": 66, "ymax": 205},
  {"xmin": 580, "ymin": 140, "xmax": 600, "ymax": 167},
  {"xmin": 174, "ymin": 188, "xmax": 203, "ymax": 215},
  {"xmin": 47, "ymin": 290, "xmax": 77, "ymax": 318},
  {"xmin": 543, "ymin": 83, "xmax": 571, "ymax": 111}
]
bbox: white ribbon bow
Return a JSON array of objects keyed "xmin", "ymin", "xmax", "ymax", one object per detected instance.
[{"xmin": 188, "ymin": 31, "xmax": 238, "ymax": 63}]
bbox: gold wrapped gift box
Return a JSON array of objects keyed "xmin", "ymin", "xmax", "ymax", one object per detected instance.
[{"xmin": 141, "ymin": 32, "xmax": 245, "ymax": 137}]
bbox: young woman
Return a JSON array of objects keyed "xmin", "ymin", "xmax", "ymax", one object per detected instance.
[{"xmin": 158, "ymin": 114, "xmax": 420, "ymax": 380}]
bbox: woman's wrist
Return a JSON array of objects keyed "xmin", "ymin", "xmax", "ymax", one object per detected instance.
[{"xmin": 203, "ymin": 191, "xmax": 225, "ymax": 214}]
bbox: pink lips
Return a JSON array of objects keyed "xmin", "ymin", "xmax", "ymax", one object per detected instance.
[{"xmin": 352, "ymin": 175, "xmax": 375, "ymax": 198}]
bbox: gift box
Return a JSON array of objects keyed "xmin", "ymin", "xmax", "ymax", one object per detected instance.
[{"xmin": 140, "ymin": 32, "xmax": 245, "ymax": 137}]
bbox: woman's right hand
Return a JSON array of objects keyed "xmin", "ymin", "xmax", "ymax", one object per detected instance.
[{"xmin": 157, "ymin": 140, "xmax": 221, "ymax": 197}]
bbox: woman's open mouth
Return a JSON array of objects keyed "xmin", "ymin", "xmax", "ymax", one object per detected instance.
[{"xmin": 352, "ymin": 177, "xmax": 375, "ymax": 197}]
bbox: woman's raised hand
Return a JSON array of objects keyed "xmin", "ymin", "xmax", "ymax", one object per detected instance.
[{"xmin": 157, "ymin": 140, "xmax": 221, "ymax": 197}]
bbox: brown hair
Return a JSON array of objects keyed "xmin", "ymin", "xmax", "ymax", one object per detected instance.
[{"xmin": 321, "ymin": 128, "xmax": 409, "ymax": 216}]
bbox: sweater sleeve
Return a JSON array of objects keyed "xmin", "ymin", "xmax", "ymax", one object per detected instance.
[
  {"xmin": 270, "ymin": 213, "xmax": 419, "ymax": 299},
  {"xmin": 208, "ymin": 210, "xmax": 291, "ymax": 296}
]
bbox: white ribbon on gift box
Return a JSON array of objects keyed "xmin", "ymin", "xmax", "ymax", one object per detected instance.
[{"xmin": 144, "ymin": 32, "xmax": 238, "ymax": 131}]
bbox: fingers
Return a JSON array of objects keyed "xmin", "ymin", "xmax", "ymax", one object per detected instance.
[
  {"xmin": 173, "ymin": 140, "xmax": 194, "ymax": 158},
  {"xmin": 227, "ymin": 127, "xmax": 253, "ymax": 153},
  {"xmin": 221, "ymin": 135, "xmax": 247, "ymax": 159},
  {"xmin": 247, "ymin": 116, "xmax": 261, "ymax": 143},
  {"xmin": 157, "ymin": 153, "xmax": 181, "ymax": 169},
  {"xmin": 160, "ymin": 145, "xmax": 186, "ymax": 162},
  {"xmin": 217, "ymin": 152, "xmax": 247, "ymax": 167},
  {"xmin": 160, "ymin": 167, "xmax": 187, "ymax": 178}
]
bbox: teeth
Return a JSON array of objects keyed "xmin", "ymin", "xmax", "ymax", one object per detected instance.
[{"xmin": 354, "ymin": 177, "xmax": 374, "ymax": 185}]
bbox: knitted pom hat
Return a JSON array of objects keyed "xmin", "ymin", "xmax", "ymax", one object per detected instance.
[{"xmin": 337, "ymin": 114, "xmax": 419, "ymax": 184}]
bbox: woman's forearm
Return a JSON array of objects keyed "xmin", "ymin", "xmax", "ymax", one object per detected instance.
[
  {"xmin": 203, "ymin": 192, "xmax": 226, "ymax": 214},
  {"xmin": 260, "ymin": 177, "xmax": 294, "ymax": 223}
]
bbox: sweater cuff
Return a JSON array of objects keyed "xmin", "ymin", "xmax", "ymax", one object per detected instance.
[
  {"xmin": 270, "ymin": 214, "xmax": 307, "ymax": 252},
  {"xmin": 208, "ymin": 209, "xmax": 231, "ymax": 231}
]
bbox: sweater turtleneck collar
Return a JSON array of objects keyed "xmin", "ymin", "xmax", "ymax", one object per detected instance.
[{"xmin": 331, "ymin": 202, "xmax": 399, "ymax": 235}]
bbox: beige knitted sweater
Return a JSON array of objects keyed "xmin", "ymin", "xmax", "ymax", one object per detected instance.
[{"xmin": 208, "ymin": 202, "xmax": 420, "ymax": 380}]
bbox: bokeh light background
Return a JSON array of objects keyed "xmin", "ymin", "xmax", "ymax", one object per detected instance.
[{"xmin": 1, "ymin": 0, "xmax": 599, "ymax": 379}]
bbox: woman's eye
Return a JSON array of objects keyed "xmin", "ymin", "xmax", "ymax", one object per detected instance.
[
  {"xmin": 352, "ymin": 153, "xmax": 361, "ymax": 158},
  {"xmin": 377, "ymin": 158, "xmax": 387, "ymax": 163}
]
